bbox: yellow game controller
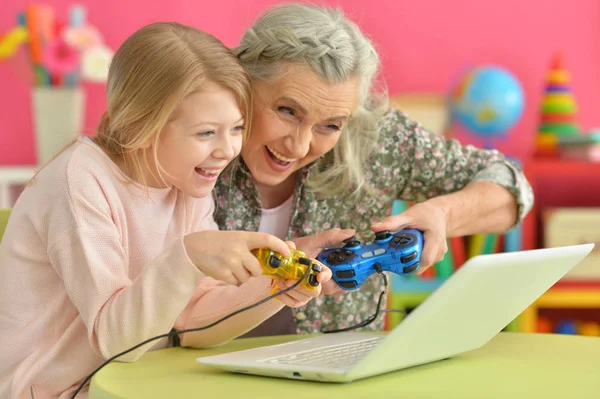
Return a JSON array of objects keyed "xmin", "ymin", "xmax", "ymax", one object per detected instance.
[{"xmin": 252, "ymin": 248, "xmax": 322, "ymax": 293}]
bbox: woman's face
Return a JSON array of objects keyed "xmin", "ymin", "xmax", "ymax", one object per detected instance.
[{"xmin": 241, "ymin": 63, "xmax": 360, "ymax": 188}]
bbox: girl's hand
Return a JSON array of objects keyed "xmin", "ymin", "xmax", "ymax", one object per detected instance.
[
  {"xmin": 370, "ymin": 200, "xmax": 450, "ymax": 274},
  {"xmin": 272, "ymin": 261, "xmax": 333, "ymax": 307},
  {"xmin": 183, "ymin": 231, "xmax": 290, "ymax": 285}
]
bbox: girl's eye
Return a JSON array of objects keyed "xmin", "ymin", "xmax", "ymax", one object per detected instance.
[
  {"xmin": 232, "ymin": 125, "xmax": 246, "ymax": 134},
  {"xmin": 197, "ymin": 130, "xmax": 215, "ymax": 137}
]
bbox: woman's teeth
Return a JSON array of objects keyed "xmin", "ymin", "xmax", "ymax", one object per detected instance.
[{"xmin": 266, "ymin": 146, "xmax": 296, "ymax": 164}]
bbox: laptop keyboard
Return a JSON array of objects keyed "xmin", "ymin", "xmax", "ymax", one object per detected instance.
[{"xmin": 260, "ymin": 336, "xmax": 384, "ymax": 368}]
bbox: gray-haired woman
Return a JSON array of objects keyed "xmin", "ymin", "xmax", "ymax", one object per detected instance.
[{"xmin": 213, "ymin": 3, "xmax": 534, "ymax": 336}]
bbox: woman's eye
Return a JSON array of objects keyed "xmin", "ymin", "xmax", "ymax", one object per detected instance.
[
  {"xmin": 277, "ymin": 106, "xmax": 296, "ymax": 117},
  {"xmin": 318, "ymin": 124, "xmax": 342, "ymax": 134},
  {"xmin": 197, "ymin": 130, "xmax": 215, "ymax": 137}
]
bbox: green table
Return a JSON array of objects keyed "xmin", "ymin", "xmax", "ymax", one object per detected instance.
[{"xmin": 90, "ymin": 332, "xmax": 600, "ymax": 399}]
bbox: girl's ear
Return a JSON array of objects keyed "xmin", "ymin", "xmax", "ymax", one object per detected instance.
[{"xmin": 139, "ymin": 135, "xmax": 157, "ymax": 149}]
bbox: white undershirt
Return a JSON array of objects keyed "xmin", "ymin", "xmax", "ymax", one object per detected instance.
[{"xmin": 258, "ymin": 195, "xmax": 294, "ymax": 240}]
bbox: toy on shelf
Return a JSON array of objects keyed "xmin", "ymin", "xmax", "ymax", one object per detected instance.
[
  {"xmin": 0, "ymin": 3, "xmax": 113, "ymax": 87},
  {"xmin": 538, "ymin": 316, "xmax": 600, "ymax": 336},
  {"xmin": 535, "ymin": 52, "xmax": 581, "ymax": 158},
  {"xmin": 0, "ymin": 4, "xmax": 115, "ymax": 164},
  {"xmin": 448, "ymin": 65, "xmax": 525, "ymax": 150}
]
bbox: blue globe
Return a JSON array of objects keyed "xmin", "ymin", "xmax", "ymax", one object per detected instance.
[{"xmin": 449, "ymin": 66, "xmax": 525, "ymax": 136}]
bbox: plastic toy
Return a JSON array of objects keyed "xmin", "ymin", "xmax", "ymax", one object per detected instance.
[
  {"xmin": 535, "ymin": 52, "xmax": 580, "ymax": 158},
  {"xmin": 317, "ymin": 229, "xmax": 424, "ymax": 290},
  {"xmin": 555, "ymin": 319, "xmax": 578, "ymax": 335},
  {"xmin": 448, "ymin": 65, "xmax": 524, "ymax": 149},
  {"xmin": 253, "ymin": 248, "xmax": 322, "ymax": 293}
]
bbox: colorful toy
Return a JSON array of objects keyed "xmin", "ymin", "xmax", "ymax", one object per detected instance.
[
  {"xmin": 535, "ymin": 52, "xmax": 580, "ymax": 157},
  {"xmin": 448, "ymin": 65, "xmax": 525, "ymax": 149},
  {"xmin": 578, "ymin": 321, "xmax": 600, "ymax": 336},
  {"xmin": 536, "ymin": 316, "xmax": 553, "ymax": 333},
  {"xmin": 0, "ymin": 26, "xmax": 28, "ymax": 60},
  {"xmin": 317, "ymin": 229, "xmax": 423, "ymax": 290},
  {"xmin": 0, "ymin": 3, "xmax": 113, "ymax": 86},
  {"xmin": 253, "ymin": 248, "xmax": 322, "ymax": 293},
  {"xmin": 555, "ymin": 319, "xmax": 578, "ymax": 335}
]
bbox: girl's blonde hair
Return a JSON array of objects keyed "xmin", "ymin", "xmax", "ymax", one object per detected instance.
[
  {"xmin": 234, "ymin": 3, "xmax": 389, "ymax": 198},
  {"xmin": 93, "ymin": 21, "xmax": 252, "ymax": 188}
]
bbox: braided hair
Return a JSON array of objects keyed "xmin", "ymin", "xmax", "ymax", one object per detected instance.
[{"xmin": 234, "ymin": 3, "xmax": 389, "ymax": 199}]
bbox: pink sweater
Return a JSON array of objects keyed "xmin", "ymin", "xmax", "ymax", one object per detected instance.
[{"xmin": 0, "ymin": 138, "xmax": 284, "ymax": 399}]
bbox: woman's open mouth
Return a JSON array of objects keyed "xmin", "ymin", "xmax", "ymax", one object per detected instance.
[{"xmin": 265, "ymin": 146, "xmax": 297, "ymax": 171}]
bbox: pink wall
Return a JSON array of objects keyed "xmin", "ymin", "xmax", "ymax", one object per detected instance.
[{"xmin": 1, "ymin": 0, "xmax": 599, "ymax": 165}]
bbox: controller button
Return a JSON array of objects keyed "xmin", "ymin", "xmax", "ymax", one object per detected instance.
[
  {"xmin": 373, "ymin": 248, "xmax": 386, "ymax": 256},
  {"xmin": 327, "ymin": 252, "xmax": 348, "ymax": 265},
  {"xmin": 298, "ymin": 257, "xmax": 311, "ymax": 266},
  {"xmin": 401, "ymin": 252, "xmax": 418, "ymax": 263},
  {"xmin": 312, "ymin": 263, "xmax": 323, "ymax": 272},
  {"xmin": 361, "ymin": 251, "xmax": 373, "ymax": 258},
  {"xmin": 335, "ymin": 270, "xmax": 355, "ymax": 279},
  {"xmin": 308, "ymin": 274, "xmax": 320, "ymax": 287},
  {"xmin": 334, "ymin": 249, "xmax": 343, "ymax": 254},
  {"xmin": 393, "ymin": 236, "xmax": 411, "ymax": 245},
  {"xmin": 269, "ymin": 255, "xmax": 281, "ymax": 268},
  {"xmin": 339, "ymin": 280, "xmax": 358, "ymax": 289},
  {"xmin": 344, "ymin": 249, "xmax": 354, "ymax": 256},
  {"xmin": 374, "ymin": 230, "xmax": 391, "ymax": 241},
  {"xmin": 403, "ymin": 263, "xmax": 419, "ymax": 274}
]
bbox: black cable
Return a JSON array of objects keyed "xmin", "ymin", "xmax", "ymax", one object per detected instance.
[
  {"xmin": 71, "ymin": 265, "xmax": 406, "ymax": 398},
  {"xmin": 71, "ymin": 266, "xmax": 312, "ymax": 398},
  {"xmin": 321, "ymin": 264, "xmax": 406, "ymax": 334}
]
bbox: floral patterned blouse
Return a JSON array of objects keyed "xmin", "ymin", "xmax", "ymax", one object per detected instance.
[{"xmin": 213, "ymin": 109, "xmax": 534, "ymax": 334}]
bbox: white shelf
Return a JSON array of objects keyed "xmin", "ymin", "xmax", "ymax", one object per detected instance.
[
  {"xmin": 0, "ymin": 166, "xmax": 37, "ymax": 183},
  {"xmin": 0, "ymin": 166, "xmax": 37, "ymax": 208}
]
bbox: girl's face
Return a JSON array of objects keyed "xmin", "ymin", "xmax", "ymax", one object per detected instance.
[
  {"xmin": 152, "ymin": 81, "xmax": 245, "ymax": 198},
  {"xmin": 241, "ymin": 63, "xmax": 360, "ymax": 188}
]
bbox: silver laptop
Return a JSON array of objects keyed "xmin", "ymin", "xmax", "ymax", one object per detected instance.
[{"xmin": 196, "ymin": 244, "xmax": 594, "ymax": 383}]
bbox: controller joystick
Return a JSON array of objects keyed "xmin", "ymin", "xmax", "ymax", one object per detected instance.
[
  {"xmin": 343, "ymin": 236, "xmax": 361, "ymax": 250},
  {"xmin": 374, "ymin": 230, "xmax": 392, "ymax": 242}
]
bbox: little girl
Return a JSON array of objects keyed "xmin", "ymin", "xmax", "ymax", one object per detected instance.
[{"xmin": 0, "ymin": 22, "xmax": 330, "ymax": 399}]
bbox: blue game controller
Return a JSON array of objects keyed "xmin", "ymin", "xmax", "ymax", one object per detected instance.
[{"xmin": 316, "ymin": 229, "xmax": 424, "ymax": 290}]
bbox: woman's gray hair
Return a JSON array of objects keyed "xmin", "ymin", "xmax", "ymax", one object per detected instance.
[{"xmin": 234, "ymin": 3, "xmax": 389, "ymax": 198}]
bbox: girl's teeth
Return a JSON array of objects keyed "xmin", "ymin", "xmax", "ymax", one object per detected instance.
[{"xmin": 196, "ymin": 168, "xmax": 220, "ymax": 177}]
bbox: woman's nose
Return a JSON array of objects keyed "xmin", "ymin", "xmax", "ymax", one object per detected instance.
[{"xmin": 285, "ymin": 125, "xmax": 311, "ymax": 158}]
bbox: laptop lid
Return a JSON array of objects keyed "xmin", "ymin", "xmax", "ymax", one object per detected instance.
[{"xmin": 346, "ymin": 244, "xmax": 595, "ymax": 380}]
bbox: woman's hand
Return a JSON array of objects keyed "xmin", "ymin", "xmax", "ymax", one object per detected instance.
[
  {"xmin": 292, "ymin": 228, "xmax": 356, "ymax": 295},
  {"xmin": 183, "ymin": 231, "xmax": 291, "ymax": 285},
  {"xmin": 370, "ymin": 200, "xmax": 451, "ymax": 274}
]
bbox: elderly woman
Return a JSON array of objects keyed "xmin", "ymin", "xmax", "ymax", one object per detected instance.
[{"xmin": 214, "ymin": 3, "xmax": 534, "ymax": 335}]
